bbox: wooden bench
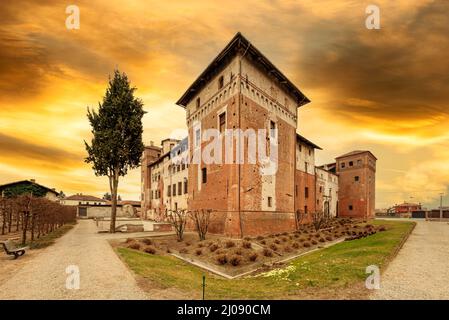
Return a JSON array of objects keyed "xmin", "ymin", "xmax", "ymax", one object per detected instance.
[{"xmin": 1, "ymin": 240, "xmax": 28, "ymax": 259}]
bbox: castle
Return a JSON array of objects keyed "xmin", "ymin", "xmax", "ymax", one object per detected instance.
[{"xmin": 141, "ymin": 33, "xmax": 376, "ymax": 237}]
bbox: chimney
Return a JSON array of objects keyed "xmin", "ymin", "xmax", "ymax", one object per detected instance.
[{"xmin": 30, "ymin": 179, "xmax": 36, "ymax": 183}]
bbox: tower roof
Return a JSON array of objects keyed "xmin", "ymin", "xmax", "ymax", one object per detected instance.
[
  {"xmin": 176, "ymin": 32, "xmax": 310, "ymax": 107},
  {"xmin": 336, "ymin": 150, "xmax": 377, "ymax": 160}
]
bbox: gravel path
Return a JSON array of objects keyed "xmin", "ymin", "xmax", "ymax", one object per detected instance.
[
  {"xmin": 0, "ymin": 220, "xmax": 149, "ymax": 300},
  {"xmin": 371, "ymin": 220, "xmax": 449, "ymax": 299}
]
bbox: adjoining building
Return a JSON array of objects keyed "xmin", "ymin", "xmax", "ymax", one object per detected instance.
[{"xmin": 141, "ymin": 33, "xmax": 376, "ymax": 236}]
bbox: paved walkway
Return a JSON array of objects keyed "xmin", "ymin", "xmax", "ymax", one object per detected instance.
[
  {"xmin": 371, "ymin": 220, "xmax": 449, "ymax": 299},
  {"xmin": 0, "ymin": 220, "xmax": 149, "ymax": 299}
]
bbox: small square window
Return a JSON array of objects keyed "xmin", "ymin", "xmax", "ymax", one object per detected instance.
[
  {"xmin": 218, "ymin": 75, "xmax": 224, "ymax": 89},
  {"xmin": 355, "ymin": 176, "xmax": 360, "ymax": 182},
  {"xmin": 341, "ymin": 162, "xmax": 346, "ymax": 168},
  {"xmin": 305, "ymin": 187, "xmax": 309, "ymax": 199},
  {"xmin": 267, "ymin": 197, "xmax": 272, "ymax": 207},
  {"xmin": 270, "ymin": 120, "xmax": 276, "ymax": 137},
  {"xmin": 219, "ymin": 112, "xmax": 226, "ymax": 133},
  {"xmin": 349, "ymin": 205, "xmax": 353, "ymax": 211},
  {"xmin": 349, "ymin": 161, "xmax": 353, "ymax": 166}
]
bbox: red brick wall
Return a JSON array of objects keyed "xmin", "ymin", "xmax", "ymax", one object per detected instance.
[
  {"xmin": 295, "ymin": 170, "xmax": 316, "ymax": 217},
  {"xmin": 336, "ymin": 152, "xmax": 376, "ymax": 219}
]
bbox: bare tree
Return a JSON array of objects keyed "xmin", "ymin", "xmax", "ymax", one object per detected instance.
[
  {"xmin": 295, "ymin": 209, "xmax": 305, "ymax": 230},
  {"xmin": 189, "ymin": 209, "xmax": 212, "ymax": 241},
  {"xmin": 311, "ymin": 210, "xmax": 328, "ymax": 232},
  {"xmin": 165, "ymin": 209, "xmax": 188, "ymax": 241}
]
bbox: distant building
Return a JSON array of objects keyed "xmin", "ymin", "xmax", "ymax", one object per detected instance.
[
  {"xmin": 335, "ymin": 151, "xmax": 377, "ymax": 219},
  {"xmin": 391, "ymin": 202, "xmax": 422, "ymax": 214},
  {"xmin": 141, "ymin": 138, "xmax": 189, "ymax": 221},
  {"xmin": 0, "ymin": 179, "xmax": 59, "ymax": 201},
  {"xmin": 62, "ymin": 194, "xmax": 106, "ymax": 206}
]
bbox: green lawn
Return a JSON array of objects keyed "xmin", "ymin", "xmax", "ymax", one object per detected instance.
[{"xmin": 117, "ymin": 219, "xmax": 415, "ymax": 299}]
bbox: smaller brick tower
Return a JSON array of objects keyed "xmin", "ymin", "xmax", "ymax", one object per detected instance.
[{"xmin": 336, "ymin": 151, "xmax": 376, "ymax": 219}]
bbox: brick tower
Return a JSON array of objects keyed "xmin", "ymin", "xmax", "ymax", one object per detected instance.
[
  {"xmin": 175, "ymin": 33, "xmax": 310, "ymax": 237},
  {"xmin": 335, "ymin": 151, "xmax": 376, "ymax": 219}
]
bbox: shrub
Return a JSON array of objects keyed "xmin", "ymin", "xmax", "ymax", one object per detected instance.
[
  {"xmin": 225, "ymin": 240, "xmax": 235, "ymax": 248},
  {"xmin": 292, "ymin": 242, "xmax": 300, "ymax": 249},
  {"xmin": 260, "ymin": 240, "xmax": 267, "ymax": 245},
  {"xmin": 142, "ymin": 238, "xmax": 153, "ymax": 245},
  {"xmin": 197, "ymin": 242, "xmax": 204, "ymax": 248},
  {"xmin": 263, "ymin": 248, "xmax": 273, "ymax": 257},
  {"xmin": 179, "ymin": 248, "xmax": 188, "ymax": 254},
  {"xmin": 311, "ymin": 239, "xmax": 318, "ymax": 245},
  {"xmin": 234, "ymin": 248, "xmax": 243, "ymax": 255},
  {"xmin": 125, "ymin": 238, "xmax": 135, "ymax": 243},
  {"xmin": 243, "ymin": 236, "xmax": 251, "ymax": 241},
  {"xmin": 274, "ymin": 239, "xmax": 281, "ymax": 244},
  {"xmin": 319, "ymin": 237, "xmax": 325, "ymax": 243},
  {"xmin": 379, "ymin": 226, "xmax": 387, "ymax": 232},
  {"xmin": 365, "ymin": 224, "xmax": 373, "ymax": 229},
  {"xmin": 284, "ymin": 245, "xmax": 292, "ymax": 253},
  {"xmin": 166, "ymin": 248, "xmax": 171, "ymax": 254},
  {"xmin": 325, "ymin": 236, "xmax": 333, "ymax": 241},
  {"xmin": 229, "ymin": 255, "xmax": 242, "ymax": 266},
  {"xmin": 242, "ymin": 241, "xmax": 252, "ymax": 249},
  {"xmin": 195, "ymin": 249, "xmax": 203, "ymax": 256},
  {"xmin": 144, "ymin": 246, "xmax": 156, "ymax": 254},
  {"xmin": 303, "ymin": 241, "xmax": 311, "ymax": 248},
  {"xmin": 281, "ymin": 232, "xmax": 288, "ymax": 236},
  {"xmin": 281, "ymin": 237, "xmax": 288, "ymax": 242},
  {"xmin": 209, "ymin": 244, "xmax": 219, "ymax": 252},
  {"xmin": 299, "ymin": 238, "xmax": 305, "ymax": 242},
  {"xmin": 185, "ymin": 241, "xmax": 191, "ymax": 246},
  {"xmin": 128, "ymin": 242, "xmax": 141, "ymax": 250},
  {"xmin": 293, "ymin": 234, "xmax": 299, "ymax": 238},
  {"xmin": 256, "ymin": 236, "xmax": 264, "ymax": 240},
  {"xmin": 216, "ymin": 254, "xmax": 228, "ymax": 265},
  {"xmin": 248, "ymin": 252, "xmax": 258, "ymax": 262},
  {"xmin": 269, "ymin": 243, "xmax": 278, "ymax": 251}
]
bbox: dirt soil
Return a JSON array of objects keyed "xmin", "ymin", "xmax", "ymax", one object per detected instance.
[{"xmin": 118, "ymin": 218, "xmax": 385, "ymax": 277}]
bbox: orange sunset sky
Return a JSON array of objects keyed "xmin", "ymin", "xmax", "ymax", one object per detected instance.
[{"xmin": 1, "ymin": 0, "xmax": 448, "ymax": 209}]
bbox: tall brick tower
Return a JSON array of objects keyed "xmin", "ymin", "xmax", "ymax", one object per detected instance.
[
  {"xmin": 335, "ymin": 151, "xmax": 376, "ymax": 219},
  {"xmin": 175, "ymin": 33, "xmax": 310, "ymax": 237}
]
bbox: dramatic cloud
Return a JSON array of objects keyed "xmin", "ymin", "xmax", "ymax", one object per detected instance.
[{"xmin": 0, "ymin": 0, "xmax": 447, "ymax": 207}]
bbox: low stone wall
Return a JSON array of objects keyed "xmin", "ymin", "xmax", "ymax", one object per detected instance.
[{"xmin": 79, "ymin": 206, "xmax": 134, "ymax": 219}]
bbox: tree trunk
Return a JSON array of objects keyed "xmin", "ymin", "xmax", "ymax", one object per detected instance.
[
  {"xmin": 22, "ymin": 211, "xmax": 29, "ymax": 245},
  {"xmin": 109, "ymin": 173, "xmax": 119, "ymax": 233}
]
